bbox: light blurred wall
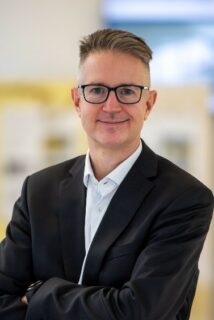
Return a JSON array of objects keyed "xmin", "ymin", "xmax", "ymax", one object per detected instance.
[{"xmin": 0, "ymin": 0, "xmax": 102, "ymax": 81}]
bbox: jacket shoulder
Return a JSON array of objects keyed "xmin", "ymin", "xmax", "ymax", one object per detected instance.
[
  {"xmin": 28, "ymin": 155, "xmax": 85, "ymax": 183},
  {"xmin": 155, "ymin": 154, "xmax": 213, "ymax": 205}
]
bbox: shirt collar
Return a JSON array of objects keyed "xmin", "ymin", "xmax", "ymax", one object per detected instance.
[
  {"xmin": 83, "ymin": 151, "xmax": 94, "ymax": 187},
  {"xmin": 83, "ymin": 141, "xmax": 142, "ymax": 188}
]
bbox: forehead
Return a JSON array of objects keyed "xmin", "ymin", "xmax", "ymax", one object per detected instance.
[{"xmin": 79, "ymin": 51, "xmax": 150, "ymax": 85}]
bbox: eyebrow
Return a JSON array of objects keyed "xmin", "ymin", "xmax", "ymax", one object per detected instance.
[{"xmin": 82, "ymin": 82, "xmax": 139, "ymax": 87}]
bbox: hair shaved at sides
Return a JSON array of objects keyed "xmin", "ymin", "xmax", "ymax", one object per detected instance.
[{"xmin": 79, "ymin": 28, "xmax": 153, "ymax": 68}]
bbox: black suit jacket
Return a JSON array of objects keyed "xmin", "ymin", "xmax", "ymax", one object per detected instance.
[{"xmin": 0, "ymin": 142, "xmax": 213, "ymax": 320}]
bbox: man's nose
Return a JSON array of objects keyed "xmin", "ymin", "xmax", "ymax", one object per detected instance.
[{"xmin": 102, "ymin": 91, "xmax": 122, "ymax": 112}]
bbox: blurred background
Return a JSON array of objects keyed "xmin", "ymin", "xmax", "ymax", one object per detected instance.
[{"xmin": 0, "ymin": 1, "xmax": 213, "ymax": 319}]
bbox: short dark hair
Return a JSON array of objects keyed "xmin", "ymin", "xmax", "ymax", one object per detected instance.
[{"xmin": 79, "ymin": 28, "xmax": 153, "ymax": 68}]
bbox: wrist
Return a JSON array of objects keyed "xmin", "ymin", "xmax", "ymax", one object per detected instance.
[{"xmin": 25, "ymin": 280, "xmax": 43, "ymax": 303}]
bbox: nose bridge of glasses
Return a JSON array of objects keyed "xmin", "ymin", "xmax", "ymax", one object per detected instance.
[
  {"xmin": 102, "ymin": 87, "xmax": 122, "ymax": 109},
  {"xmin": 107, "ymin": 87, "xmax": 120, "ymax": 102}
]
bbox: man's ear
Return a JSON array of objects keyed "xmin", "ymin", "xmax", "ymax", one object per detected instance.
[
  {"xmin": 144, "ymin": 90, "xmax": 157, "ymax": 120},
  {"xmin": 71, "ymin": 88, "xmax": 81, "ymax": 116}
]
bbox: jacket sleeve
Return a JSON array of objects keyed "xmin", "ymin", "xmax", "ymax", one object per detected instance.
[
  {"xmin": 0, "ymin": 178, "xmax": 32, "ymax": 320},
  {"xmin": 25, "ymin": 185, "xmax": 213, "ymax": 320}
]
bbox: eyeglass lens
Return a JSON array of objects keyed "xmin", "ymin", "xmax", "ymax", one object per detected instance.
[{"xmin": 83, "ymin": 85, "xmax": 143, "ymax": 104}]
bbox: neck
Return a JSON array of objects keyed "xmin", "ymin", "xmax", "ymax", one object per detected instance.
[{"xmin": 89, "ymin": 141, "xmax": 141, "ymax": 181}]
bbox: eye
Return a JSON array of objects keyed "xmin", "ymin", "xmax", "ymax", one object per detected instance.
[
  {"xmin": 88, "ymin": 86, "xmax": 105, "ymax": 95},
  {"xmin": 118, "ymin": 87, "xmax": 135, "ymax": 96}
]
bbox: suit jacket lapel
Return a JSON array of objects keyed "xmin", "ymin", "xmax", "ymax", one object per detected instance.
[
  {"xmin": 58, "ymin": 157, "xmax": 86, "ymax": 282},
  {"xmin": 82, "ymin": 142, "xmax": 158, "ymax": 285}
]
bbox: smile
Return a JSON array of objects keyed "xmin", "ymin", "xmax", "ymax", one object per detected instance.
[{"xmin": 97, "ymin": 119, "xmax": 129, "ymax": 124}]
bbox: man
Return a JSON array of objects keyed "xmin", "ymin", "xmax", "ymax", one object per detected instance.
[{"xmin": 0, "ymin": 29, "xmax": 213, "ymax": 320}]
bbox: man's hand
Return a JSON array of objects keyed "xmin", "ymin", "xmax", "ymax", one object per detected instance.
[{"xmin": 21, "ymin": 296, "xmax": 28, "ymax": 305}]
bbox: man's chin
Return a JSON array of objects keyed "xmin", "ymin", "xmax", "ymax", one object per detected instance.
[{"xmin": 90, "ymin": 137, "xmax": 130, "ymax": 150}]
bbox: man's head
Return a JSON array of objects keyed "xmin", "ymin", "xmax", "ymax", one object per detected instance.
[
  {"xmin": 72, "ymin": 28, "xmax": 157, "ymax": 154},
  {"xmin": 79, "ymin": 28, "xmax": 152, "ymax": 70}
]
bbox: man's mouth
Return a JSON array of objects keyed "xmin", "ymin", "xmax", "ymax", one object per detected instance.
[{"xmin": 97, "ymin": 119, "xmax": 129, "ymax": 124}]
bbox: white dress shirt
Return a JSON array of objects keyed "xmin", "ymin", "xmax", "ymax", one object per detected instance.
[{"xmin": 78, "ymin": 142, "xmax": 142, "ymax": 284}]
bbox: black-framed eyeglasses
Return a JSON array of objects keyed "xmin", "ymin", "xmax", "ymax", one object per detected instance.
[{"xmin": 78, "ymin": 84, "xmax": 150, "ymax": 104}]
